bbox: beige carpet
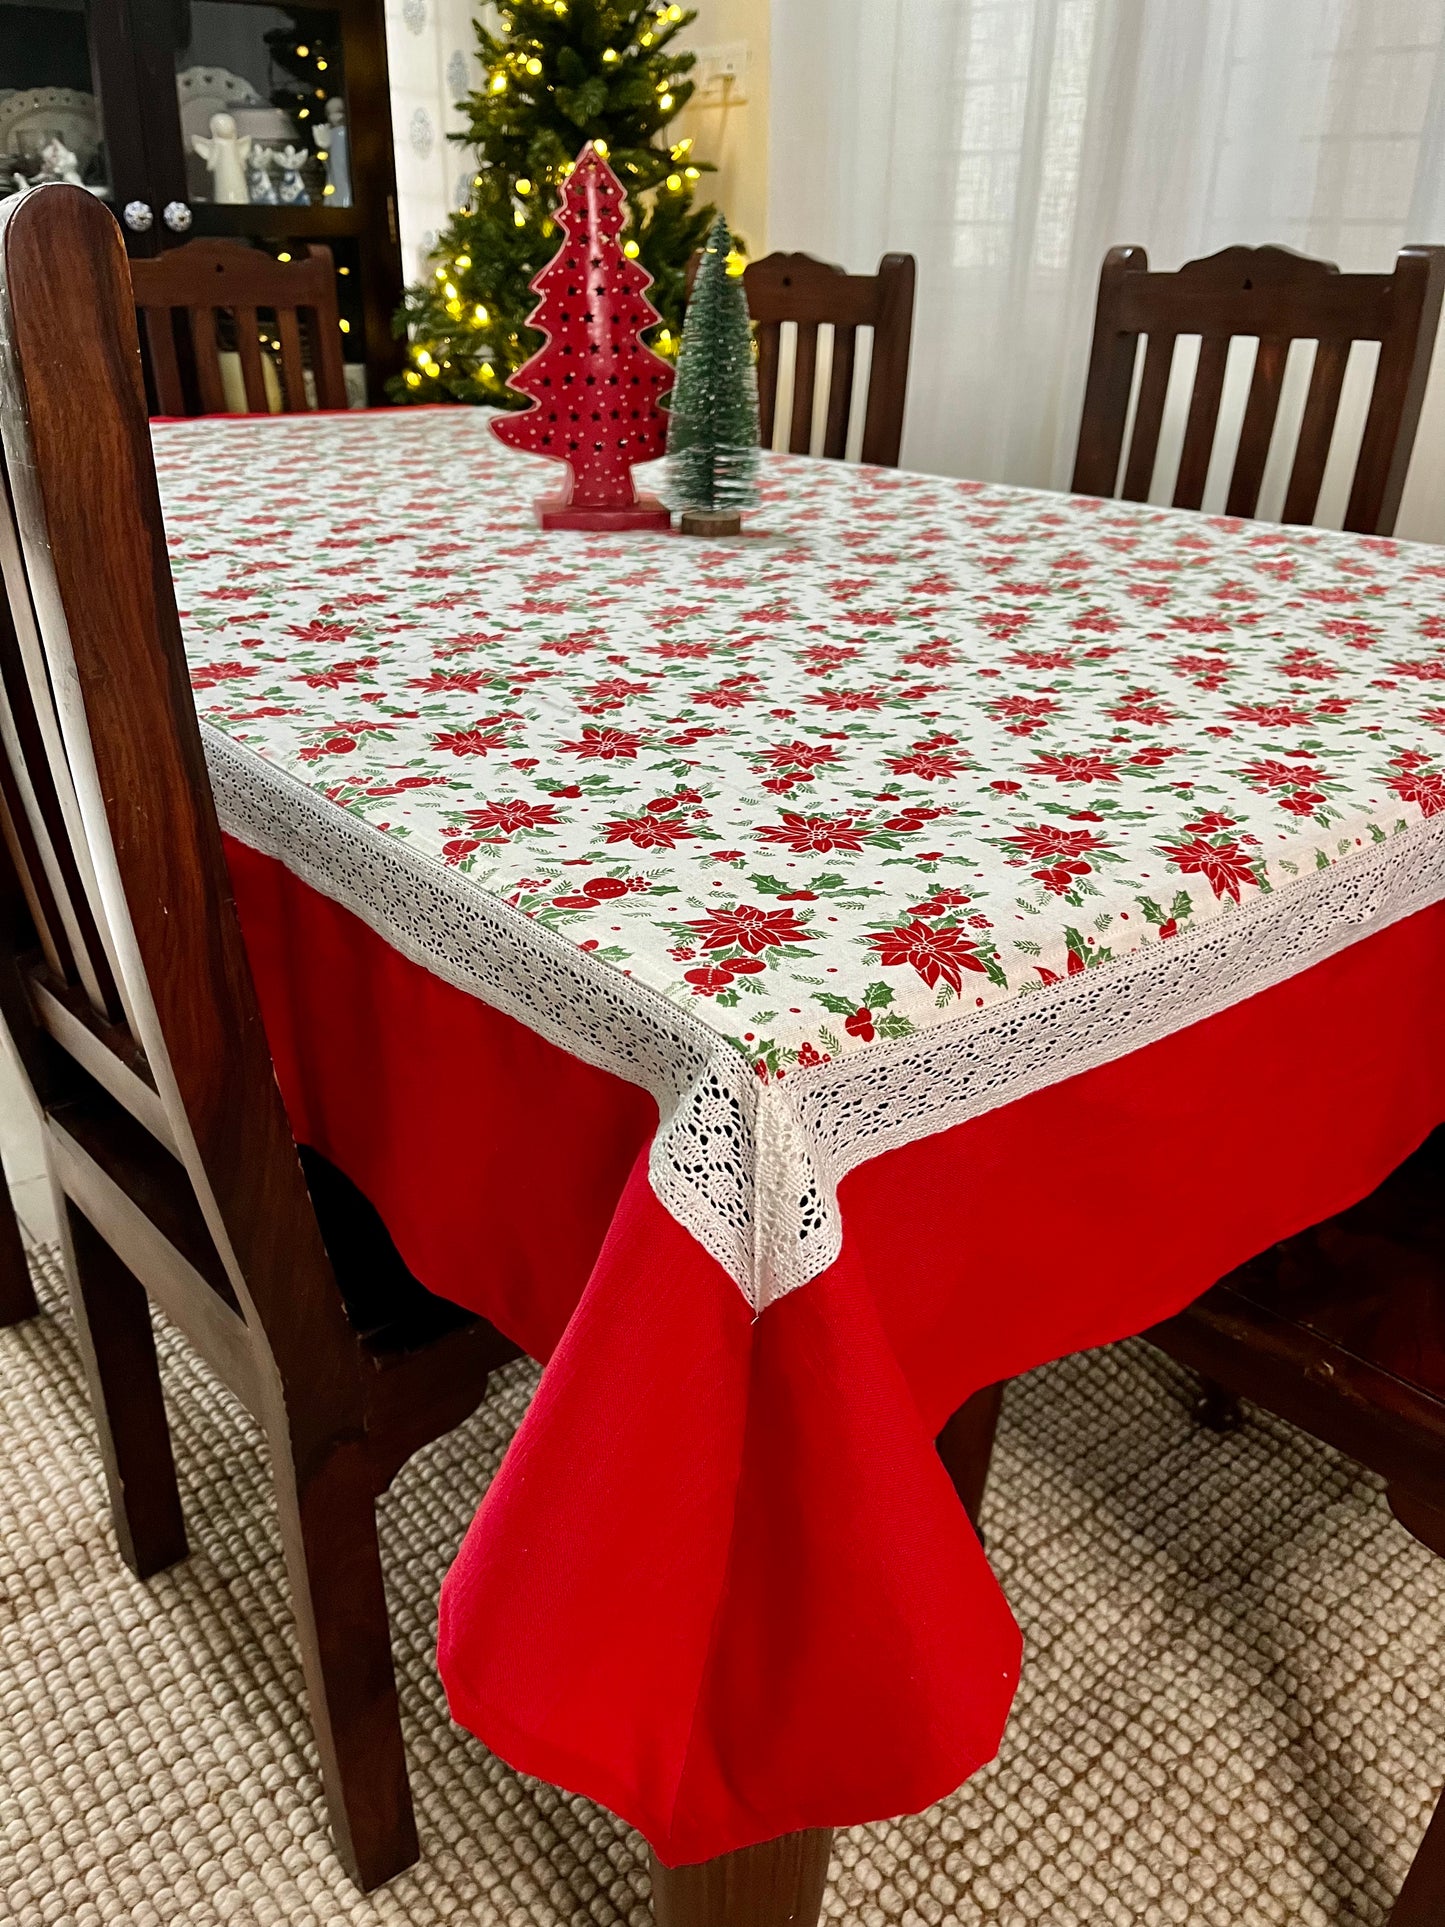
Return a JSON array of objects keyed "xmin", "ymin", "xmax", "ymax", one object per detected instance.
[{"xmin": 1, "ymin": 1245, "xmax": 1441, "ymax": 1927}]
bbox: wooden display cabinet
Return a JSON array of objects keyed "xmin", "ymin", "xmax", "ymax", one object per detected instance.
[{"xmin": 0, "ymin": 0, "xmax": 404, "ymax": 402}]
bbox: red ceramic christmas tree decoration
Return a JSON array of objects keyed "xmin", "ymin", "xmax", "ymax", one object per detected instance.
[{"xmin": 492, "ymin": 143, "xmax": 675, "ymax": 531}]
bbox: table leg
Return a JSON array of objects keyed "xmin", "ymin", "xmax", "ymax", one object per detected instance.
[{"xmin": 649, "ymin": 1828, "xmax": 833, "ymax": 1927}]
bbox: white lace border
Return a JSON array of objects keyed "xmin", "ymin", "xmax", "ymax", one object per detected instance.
[{"xmin": 204, "ymin": 725, "xmax": 1445, "ymax": 1313}]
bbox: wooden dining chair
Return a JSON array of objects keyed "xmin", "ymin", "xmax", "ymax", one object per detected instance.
[
  {"xmin": 1071, "ymin": 242, "xmax": 1445, "ymax": 536},
  {"xmin": 689, "ymin": 249, "xmax": 916, "ymax": 466},
  {"xmin": 130, "ymin": 238, "xmax": 349, "ymax": 416},
  {"xmin": 0, "ymin": 183, "xmax": 517, "ymax": 1892},
  {"xmin": 939, "ymin": 1126, "xmax": 1445, "ymax": 1924}
]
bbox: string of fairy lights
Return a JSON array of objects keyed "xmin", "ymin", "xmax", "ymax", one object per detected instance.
[{"xmin": 399, "ymin": 0, "xmax": 738, "ymax": 395}]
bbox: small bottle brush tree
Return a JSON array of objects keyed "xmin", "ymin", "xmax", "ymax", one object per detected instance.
[
  {"xmin": 493, "ymin": 142, "xmax": 674, "ymax": 529},
  {"xmin": 391, "ymin": 0, "xmax": 722, "ymax": 406},
  {"xmin": 665, "ymin": 212, "xmax": 758, "ymax": 534}
]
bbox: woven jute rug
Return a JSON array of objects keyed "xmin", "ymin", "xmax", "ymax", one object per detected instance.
[{"xmin": 1, "ymin": 1244, "xmax": 1441, "ymax": 1927}]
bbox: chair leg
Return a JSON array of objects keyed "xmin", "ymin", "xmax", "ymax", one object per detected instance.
[
  {"xmin": 937, "ymin": 1382, "xmax": 1005, "ymax": 1532},
  {"xmin": 1192, "ymin": 1375, "xmax": 1244, "ymax": 1434},
  {"xmin": 0, "ymin": 1172, "xmax": 37, "ymax": 1326},
  {"xmin": 270, "ymin": 1437, "xmax": 418, "ymax": 1891},
  {"xmin": 63, "ymin": 1202, "xmax": 187, "ymax": 1578}
]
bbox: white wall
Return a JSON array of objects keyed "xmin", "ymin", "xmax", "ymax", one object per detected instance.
[{"xmin": 673, "ymin": 0, "xmax": 772, "ymax": 256}]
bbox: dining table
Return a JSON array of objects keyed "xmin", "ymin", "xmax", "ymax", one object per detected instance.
[{"xmin": 151, "ymin": 403, "xmax": 1445, "ymax": 1918}]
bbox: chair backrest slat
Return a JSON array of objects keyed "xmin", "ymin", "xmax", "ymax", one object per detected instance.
[
  {"xmin": 1119, "ymin": 331, "xmax": 1175, "ymax": 501},
  {"xmin": 233, "ymin": 306, "xmax": 269, "ymax": 411},
  {"xmin": 789, "ymin": 320, "xmax": 819, "ymax": 454},
  {"xmin": 276, "ymin": 306, "xmax": 308, "ymax": 412},
  {"xmin": 1225, "ymin": 336, "xmax": 1290, "ymax": 518},
  {"xmin": 131, "ymin": 240, "xmax": 348, "ymax": 417},
  {"xmin": 140, "ymin": 308, "xmax": 186, "ymax": 415},
  {"xmin": 1173, "ymin": 334, "xmax": 1230, "ymax": 510},
  {"xmin": 1072, "ymin": 241, "xmax": 1445, "ymax": 536},
  {"xmin": 1282, "ymin": 336, "xmax": 1352, "ymax": 525},
  {"xmin": 0, "ymin": 477, "xmax": 130, "ymax": 1021},
  {"xmin": 755, "ymin": 320, "xmax": 781, "ymax": 447},
  {"xmin": 822, "ymin": 323, "xmax": 856, "ymax": 460},
  {"xmin": 0, "ymin": 184, "xmax": 356, "ymax": 1406},
  {"xmin": 187, "ymin": 302, "xmax": 228, "ymax": 415},
  {"xmin": 688, "ymin": 248, "xmax": 916, "ymax": 467}
]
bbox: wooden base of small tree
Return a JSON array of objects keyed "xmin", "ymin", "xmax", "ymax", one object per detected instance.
[
  {"xmin": 679, "ymin": 509, "xmax": 743, "ymax": 537},
  {"xmin": 536, "ymin": 493, "xmax": 672, "ymax": 532}
]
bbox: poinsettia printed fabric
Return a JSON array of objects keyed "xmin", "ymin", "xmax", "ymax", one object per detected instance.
[{"xmin": 153, "ymin": 409, "xmax": 1445, "ymax": 1307}]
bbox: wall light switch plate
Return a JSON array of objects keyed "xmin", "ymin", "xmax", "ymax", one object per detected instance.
[{"xmin": 694, "ymin": 42, "xmax": 750, "ymax": 104}]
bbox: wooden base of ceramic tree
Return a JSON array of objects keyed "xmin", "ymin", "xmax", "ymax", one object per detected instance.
[
  {"xmin": 536, "ymin": 494, "xmax": 672, "ymax": 532},
  {"xmin": 679, "ymin": 509, "xmax": 742, "ymax": 537}
]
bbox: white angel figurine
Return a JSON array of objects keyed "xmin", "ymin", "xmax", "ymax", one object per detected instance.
[
  {"xmin": 192, "ymin": 111, "xmax": 251, "ymax": 204},
  {"xmin": 312, "ymin": 97, "xmax": 350, "ymax": 204},
  {"xmin": 273, "ymin": 145, "xmax": 311, "ymax": 206}
]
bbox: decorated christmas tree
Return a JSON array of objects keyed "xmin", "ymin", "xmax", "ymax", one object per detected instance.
[
  {"xmin": 264, "ymin": 22, "xmax": 339, "ymax": 147},
  {"xmin": 493, "ymin": 143, "xmax": 674, "ymax": 528},
  {"xmin": 391, "ymin": 1, "xmax": 721, "ymax": 406},
  {"xmin": 666, "ymin": 212, "xmax": 758, "ymax": 533}
]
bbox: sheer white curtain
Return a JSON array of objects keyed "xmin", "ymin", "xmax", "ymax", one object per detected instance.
[{"xmin": 769, "ymin": 0, "xmax": 1445, "ymax": 540}]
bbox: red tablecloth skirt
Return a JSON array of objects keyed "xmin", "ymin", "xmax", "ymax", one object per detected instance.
[{"xmin": 223, "ymin": 834, "xmax": 1445, "ymax": 1867}]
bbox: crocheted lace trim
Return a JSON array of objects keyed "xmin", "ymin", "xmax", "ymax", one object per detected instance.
[{"xmin": 206, "ymin": 726, "xmax": 1445, "ymax": 1312}]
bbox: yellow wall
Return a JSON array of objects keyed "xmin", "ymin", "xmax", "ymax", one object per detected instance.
[{"xmin": 673, "ymin": 0, "xmax": 771, "ymax": 256}]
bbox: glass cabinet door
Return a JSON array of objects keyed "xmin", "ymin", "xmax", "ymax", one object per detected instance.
[
  {"xmin": 176, "ymin": 2, "xmax": 353, "ymax": 212},
  {"xmin": 0, "ymin": 0, "xmax": 113, "ymax": 207}
]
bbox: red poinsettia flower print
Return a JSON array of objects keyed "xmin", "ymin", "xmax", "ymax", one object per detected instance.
[
  {"xmin": 1226, "ymin": 701, "xmax": 1315, "ymax": 729},
  {"xmin": 1107, "ymin": 688, "xmax": 1174, "ymax": 727},
  {"xmin": 1386, "ymin": 765, "xmax": 1445, "ymax": 815},
  {"xmin": 410, "ymin": 668, "xmax": 492, "ymax": 693},
  {"xmin": 1021, "ymin": 751, "xmax": 1121, "ymax": 784},
  {"xmin": 432, "ymin": 726, "xmax": 511, "ymax": 757},
  {"xmin": 1160, "ymin": 835, "xmax": 1259, "ymax": 902},
  {"xmin": 191, "ymin": 661, "xmax": 260, "ymax": 689},
  {"xmin": 758, "ymin": 741, "xmax": 843, "ymax": 771},
  {"xmin": 295, "ymin": 656, "xmax": 379, "ymax": 689},
  {"xmin": 1002, "ymin": 823, "xmax": 1108, "ymax": 861},
  {"xmin": 757, "ymin": 812, "xmax": 874, "ymax": 854},
  {"xmin": 987, "ymin": 695, "xmax": 1061, "ymax": 734},
  {"xmin": 286, "ymin": 618, "xmax": 356, "ymax": 645},
  {"xmin": 866, "ymin": 919, "xmax": 986, "ymax": 992},
  {"xmin": 808, "ymin": 687, "xmax": 885, "ymax": 712},
  {"xmin": 1239, "ymin": 758, "xmax": 1325, "ymax": 792},
  {"xmin": 603, "ymin": 812, "xmax": 699, "ymax": 850},
  {"xmin": 688, "ymin": 904, "xmax": 812, "ymax": 954},
  {"xmin": 1169, "ymin": 613, "xmax": 1232, "ymax": 634},
  {"xmin": 464, "ymin": 799, "xmax": 563, "ymax": 834},
  {"xmin": 886, "ymin": 749, "xmax": 969, "ymax": 781},
  {"xmin": 560, "ymin": 726, "xmax": 646, "ymax": 760}
]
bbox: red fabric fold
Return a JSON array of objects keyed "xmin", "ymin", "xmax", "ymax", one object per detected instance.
[{"xmin": 223, "ymin": 834, "xmax": 1445, "ymax": 1864}]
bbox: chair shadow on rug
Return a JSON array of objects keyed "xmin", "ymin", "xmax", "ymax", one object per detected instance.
[{"xmin": 0, "ymin": 182, "xmax": 519, "ymax": 1892}]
